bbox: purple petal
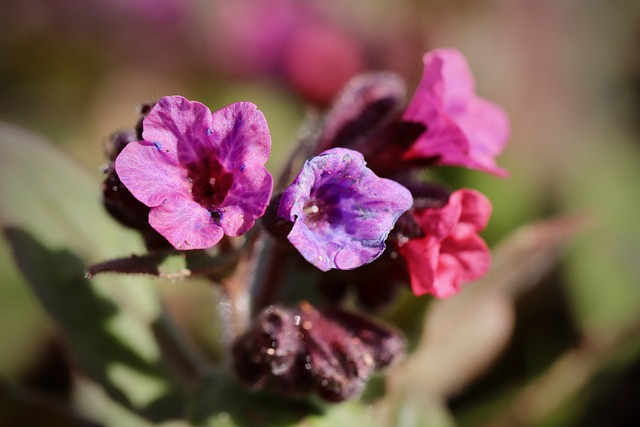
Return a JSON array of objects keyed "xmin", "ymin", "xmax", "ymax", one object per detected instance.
[
  {"xmin": 148, "ymin": 196, "xmax": 224, "ymax": 250},
  {"xmin": 279, "ymin": 148, "xmax": 413, "ymax": 271}
]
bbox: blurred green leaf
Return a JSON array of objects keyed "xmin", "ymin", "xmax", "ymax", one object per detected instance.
[
  {"xmin": 375, "ymin": 386, "xmax": 456, "ymax": 427},
  {"xmin": 0, "ymin": 236, "xmax": 51, "ymax": 380},
  {"xmin": 304, "ymin": 400, "xmax": 379, "ymax": 427},
  {"xmin": 560, "ymin": 134, "xmax": 640, "ymax": 334},
  {"xmin": 190, "ymin": 373, "xmax": 320, "ymax": 427},
  {"xmin": 0, "ymin": 123, "xmax": 187, "ymax": 420}
]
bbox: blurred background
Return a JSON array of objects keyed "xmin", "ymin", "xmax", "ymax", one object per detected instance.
[{"xmin": 1, "ymin": 0, "xmax": 640, "ymax": 426}]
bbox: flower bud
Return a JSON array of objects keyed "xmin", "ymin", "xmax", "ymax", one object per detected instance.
[
  {"xmin": 231, "ymin": 301, "xmax": 405, "ymax": 402},
  {"xmin": 318, "ymin": 71, "xmax": 406, "ymax": 154},
  {"xmin": 232, "ymin": 306, "xmax": 303, "ymax": 389}
]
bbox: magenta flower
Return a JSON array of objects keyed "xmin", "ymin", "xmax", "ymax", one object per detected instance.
[
  {"xmin": 115, "ymin": 95, "xmax": 273, "ymax": 250},
  {"xmin": 402, "ymin": 48, "xmax": 510, "ymax": 176},
  {"xmin": 278, "ymin": 148, "xmax": 413, "ymax": 271},
  {"xmin": 397, "ymin": 189, "xmax": 492, "ymax": 298}
]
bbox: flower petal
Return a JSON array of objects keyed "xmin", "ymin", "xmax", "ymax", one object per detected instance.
[
  {"xmin": 143, "ymin": 95, "xmax": 212, "ymax": 161},
  {"xmin": 148, "ymin": 196, "xmax": 224, "ymax": 250},
  {"xmin": 453, "ymin": 189, "xmax": 493, "ymax": 234},
  {"xmin": 280, "ymin": 148, "xmax": 413, "ymax": 271},
  {"xmin": 115, "ymin": 95, "xmax": 274, "ymax": 250},
  {"xmin": 440, "ymin": 233, "xmax": 491, "ymax": 284},
  {"xmin": 115, "ymin": 139, "xmax": 188, "ymax": 207},
  {"xmin": 211, "ymin": 102, "xmax": 274, "ymax": 235},
  {"xmin": 452, "ymin": 98, "xmax": 510, "ymax": 176},
  {"xmin": 435, "ymin": 48, "xmax": 476, "ymax": 111},
  {"xmin": 413, "ymin": 192, "xmax": 462, "ymax": 241},
  {"xmin": 402, "ymin": 48, "xmax": 509, "ymax": 176},
  {"xmin": 397, "ymin": 237, "xmax": 439, "ymax": 296}
]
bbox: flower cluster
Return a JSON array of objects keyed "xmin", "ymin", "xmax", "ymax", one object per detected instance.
[{"xmin": 99, "ymin": 47, "xmax": 509, "ymax": 402}]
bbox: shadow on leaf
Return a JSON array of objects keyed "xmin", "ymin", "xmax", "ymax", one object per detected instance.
[{"xmin": 3, "ymin": 226, "xmax": 185, "ymax": 422}]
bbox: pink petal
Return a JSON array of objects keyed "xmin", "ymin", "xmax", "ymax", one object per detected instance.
[
  {"xmin": 451, "ymin": 189, "xmax": 492, "ymax": 233},
  {"xmin": 148, "ymin": 197, "xmax": 224, "ymax": 250},
  {"xmin": 431, "ymin": 253, "xmax": 462, "ymax": 298},
  {"xmin": 453, "ymin": 98, "xmax": 510, "ymax": 176},
  {"xmin": 413, "ymin": 193, "xmax": 462, "ymax": 241},
  {"xmin": 433, "ymin": 48, "xmax": 476, "ymax": 110},
  {"xmin": 210, "ymin": 102, "xmax": 271, "ymax": 170},
  {"xmin": 211, "ymin": 103, "xmax": 274, "ymax": 234},
  {"xmin": 143, "ymin": 96, "xmax": 212, "ymax": 161},
  {"xmin": 397, "ymin": 237, "xmax": 439, "ymax": 297},
  {"xmin": 115, "ymin": 140, "xmax": 189, "ymax": 207},
  {"xmin": 440, "ymin": 233, "xmax": 491, "ymax": 283},
  {"xmin": 402, "ymin": 109, "xmax": 469, "ymax": 163}
]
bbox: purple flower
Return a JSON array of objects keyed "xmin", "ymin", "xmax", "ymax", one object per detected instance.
[
  {"xmin": 278, "ymin": 148, "xmax": 413, "ymax": 271},
  {"xmin": 115, "ymin": 95, "xmax": 273, "ymax": 250},
  {"xmin": 402, "ymin": 48, "xmax": 510, "ymax": 176}
]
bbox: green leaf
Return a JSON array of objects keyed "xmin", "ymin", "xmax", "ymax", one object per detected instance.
[
  {"xmin": 0, "ymin": 122, "xmax": 187, "ymax": 420},
  {"xmin": 560, "ymin": 134, "xmax": 640, "ymax": 334},
  {"xmin": 0, "ymin": 236, "xmax": 51, "ymax": 379},
  {"xmin": 190, "ymin": 373, "xmax": 320, "ymax": 427},
  {"xmin": 190, "ymin": 372, "xmax": 391, "ymax": 427},
  {"xmin": 375, "ymin": 386, "xmax": 456, "ymax": 427}
]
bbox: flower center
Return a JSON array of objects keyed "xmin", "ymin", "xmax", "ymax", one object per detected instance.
[
  {"xmin": 302, "ymin": 196, "xmax": 343, "ymax": 227},
  {"xmin": 189, "ymin": 157, "xmax": 234, "ymax": 209}
]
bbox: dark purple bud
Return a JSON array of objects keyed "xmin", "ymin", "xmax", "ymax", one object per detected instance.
[
  {"xmin": 318, "ymin": 72, "xmax": 407, "ymax": 154},
  {"xmin": 363, "ymin": 121, "xmax": 427, "ymax": 176},
  {"xmin": 231, "ymin": 306, "xmax": 303, "ymax": 388},
  {"xmin": 323, "ymin": 306, "xmax": 405, "ymax": 370},
  {"xmin": 104, "ymin": 130, "xmax": 137, "ymax": 162},
  {"xmin": 297, "ymin": 301, "xmax": 375, "ymax": 402},
  {"xmin": 232, "ymin": 302, "xmax": 405, "ymax": 402},
  {"xmin": 135, "ymin": 101, "xmax": 157, "ymax": 140}
]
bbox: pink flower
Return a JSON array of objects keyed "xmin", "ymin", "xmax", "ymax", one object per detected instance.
[
  {"xmin": 402, "ymin": 48, "xmax": 510, "ymax": 177},
  {"xmin": 115, "ymin": 95, "xmax": 273, "ymax": 250},
  {"xmin": 397, "ymin": 189, "xmax": 492, "ymax": 298}
]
